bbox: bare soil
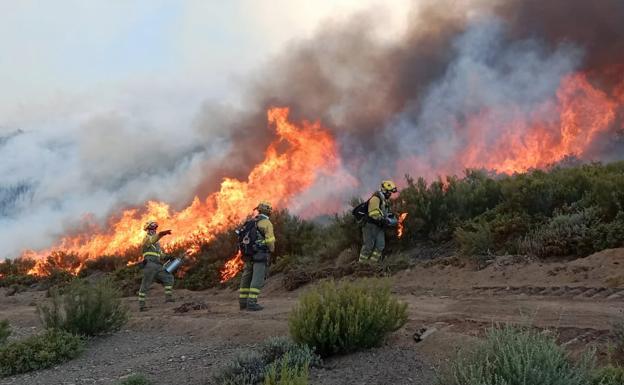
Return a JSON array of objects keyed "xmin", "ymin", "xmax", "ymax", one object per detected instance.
[{"xmin": 1, "ymin": 248, "xmax": 624, "ymax": 385}]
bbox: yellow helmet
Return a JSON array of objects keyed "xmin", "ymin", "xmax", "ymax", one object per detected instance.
[
  {"xmin": 381, "ymin": 180, "xmax": 398, "ymax": 194},
  {"xmin": 256, "ymin": 201, "xmax": 273, "ymax": 215},
  {"xmin": 143, "ymin": 221, "xmax": 158, "ymax": 231}
]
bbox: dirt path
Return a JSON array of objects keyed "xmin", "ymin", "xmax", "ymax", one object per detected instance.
[{"xmin": 1, "ymin": 249, "xmax": 623, "ymax": 384}]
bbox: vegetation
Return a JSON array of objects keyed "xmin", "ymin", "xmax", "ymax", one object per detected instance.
[
  {"xmin": 213, "ymin": 336, "xmax": 318, "ymax": 385},
  {"xmin": 119, "ymin": 374, "xmax": 152, "ymax": 385},
  {"xmin": 440, "ymin": 325, "xmax": 594, "ymax": 385},
  {"xmin": 592, "ymin": 365, "xmax": 624, "ymax": 385},
  {"xmin": 0, "ymin": 320, "xmax": 10, "ymax": 345},
  {"xmin": 263, "ymin": 352, "xmax": 310, "ymax": 385},
  {"xmin": 0, "ymin": 329, "xmax": 84, "ymax": 377},
  {"xmin": 2, "ymin": 160, "xmax": 624, "ymax": 289},
  {"xmin": 39, "ymin": 278, "xmax": 128, "ymax": 336},
  {"xmin": 289, "ymin": 278, "xmax": 407, "ymax": 357}
]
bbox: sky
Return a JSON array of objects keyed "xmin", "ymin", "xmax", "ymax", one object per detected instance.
[{"xmin": 0, "ymin": 0, "xmax": 409, "ymax": 119}]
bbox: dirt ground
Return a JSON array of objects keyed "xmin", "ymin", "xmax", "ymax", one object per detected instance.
[{"xmin": 1, "ymin": 248, "xmax": 624, "ymax": 385}]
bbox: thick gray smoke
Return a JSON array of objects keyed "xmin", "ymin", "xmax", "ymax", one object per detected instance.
[
  {"xmin": 0, "ymin": 96, "xmax": 244, "ymax": 257},
  {"xmin": 2, "ymin": 0, "xmax": 623, "ymax": 258}
]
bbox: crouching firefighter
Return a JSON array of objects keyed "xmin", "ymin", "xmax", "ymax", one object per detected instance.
[
  {"xmin": 358, "ymin": 180, "xmax": 398, "ymax": 263},
  {"xmin": 237, "ymin": 201, "xmax": 275, "ymax": 311},
  {"xmin": 138, "ymin": 221, "xmax": 175, "ymax": 311}
]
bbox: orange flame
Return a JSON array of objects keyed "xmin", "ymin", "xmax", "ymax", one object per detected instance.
[
  {"xmin": 25, "ymin": 107, "xmax": 339, "ymax": 276},
  {"xmin": 399, "ymin": 70, "xmax": 624, "ymax": 178},
  {"xmin": 220, "ymin": 251, "xmax": 244, "ymax": 282},
  {"xmin": 397, "ymin": 213, "xmax": 408, "ymax": 238}
]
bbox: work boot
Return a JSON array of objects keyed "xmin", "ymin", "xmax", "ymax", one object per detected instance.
[
  {"xmin": 139, "ymin": 301, "xmax": 147, "ymax": 312},
  {"xmin": 165, "ymin": 295, "xmax": 175, "ymax": 303},
  {"xmin": 246, "ymin": 301, "xmax": 264, "ymax": 311},
  {"xmin": 239, "ymin": 300, "xmax": 247, "ymax": 310}
]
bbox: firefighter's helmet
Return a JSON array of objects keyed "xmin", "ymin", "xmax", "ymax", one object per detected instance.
[
  {"xmin": 143, "ymin": 221, "xmax": 158, "ymax": 231},
  {"xmin": 256, "ymin": 201, "xmax": 273, "ymax": 215},
  {"xmin": 381, "ymin": 180, "xmax": 398, "ymax": 194}
]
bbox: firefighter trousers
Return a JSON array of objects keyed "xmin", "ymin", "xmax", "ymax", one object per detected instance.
[
  {"xmin": 239, "ymin": 257, "xmax": 267, "ymax": 306},
  {"xmin": 138, "ymin": 261, "xmax": 174, "ymax": 305},
  {"xmin": 359, "ymin": 221, "xmax": 385, "ymax": 263}
]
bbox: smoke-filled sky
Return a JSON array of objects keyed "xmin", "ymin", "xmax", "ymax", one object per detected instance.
[{"xmin": 2, "ymin": 0, "xmax": 623, "ymax": 258}]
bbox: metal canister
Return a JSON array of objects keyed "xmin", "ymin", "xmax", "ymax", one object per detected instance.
[
  {"xmin": 163, "ymin": 257, "xmax": 183, "ymax": 273},
  {"xmin": 385, "ymin": 213, "xmax": 398, "ymax": 227}
]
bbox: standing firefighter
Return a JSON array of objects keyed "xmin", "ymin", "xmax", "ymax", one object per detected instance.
[
  {"xmin": 138, "ymin": 221, "xmax": 174, "ymax": 311},
  {"xmin": 358, "ymin": 180, "xmax": 398, "ymax": 263},
  {"xmin": 237, "ymin": 201, "xmax": 275, "ymax": 311}
]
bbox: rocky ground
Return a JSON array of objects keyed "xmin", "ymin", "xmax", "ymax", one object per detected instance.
[{"xmin": 1, "ymin": 248, "xmax": 624, "ymax": 385}]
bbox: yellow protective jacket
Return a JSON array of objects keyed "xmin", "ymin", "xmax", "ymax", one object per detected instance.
[
  {"xmin": 367, "ymin": 191, "xmax": 388, "ymax": 221},
  {"xmin": 142, "ymin": 233, "xmax": 164, "ymax": 262},
  {"xmin": 256, "ymin": 215, "xmax": 276, "ymax": 253}
]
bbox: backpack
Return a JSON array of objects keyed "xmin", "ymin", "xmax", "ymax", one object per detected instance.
[
  {"xmin": 352, "ymin": 192, "xmax": 386, "ymax": 223},
  {"xmin": 237, "ymin": 216, "xmax": 270, "ymax": 256},
  {"xmin": 352, "ymin": 201, "xmax": 369, "ymax": 221}
]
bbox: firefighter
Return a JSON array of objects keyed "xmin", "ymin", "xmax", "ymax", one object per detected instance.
[
  {"xmin": 359, "ymin": 180, "xmax": 398, "ymax": 264},
  {"xmin": 138, "ymin": 221, "xmax": 174, "ymax": 311},
  {"xmin": 238, "ymin": 201, "xmax": 275, "ymax": 311}
]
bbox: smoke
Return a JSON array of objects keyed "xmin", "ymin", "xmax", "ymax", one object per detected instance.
[
  {"xmin": 2, "ymin": 0, "xmax": 623, "ymax": 258},
  {"xmin": 0, "ymin": 94, "xmax": 243, "ymax": 256},
  {"xmin": 222, "ymin": 0, "xmax": 623, "ymax": 191}
]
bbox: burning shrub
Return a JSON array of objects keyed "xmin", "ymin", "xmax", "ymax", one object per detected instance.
[
  {"xmin": 288, "ymin": 278, "xmax": 407, "ymax": 357},
  {"xmin": 0, "ymin": 329, "xmax": 84, "ymax": 377},
  {"xmin": 441, "ymin": 325, "xmax": 594, "ymax": 385},
  {"xmin": 212, "ymin": 336, "xmax": 318, "ymax": 385},
  {"xmin": 38, "ymin": 278, "xmax": 128, "ymax": 336}
]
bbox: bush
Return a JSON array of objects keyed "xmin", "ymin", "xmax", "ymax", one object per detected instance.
[
  {"xmin": 0, "ymin": 320, "xmax": 10, "ymax": 345},
  {"xmin": 592, "ymin": 365, "xmax": 624, "ymax": 385},
  {"xmin": 289, "ymin": 278, "xmax": 407, "ymax": 357},
  {"xmin": 264, "ymin": 352, "xmax": 309, "ymax": 385},
  {"xmin": 119, "ymin": 373, "xmax": 152, "ymax": 385},
  {"xmin": 213, "ymin": 336, "xmax": 318, "ymax": 385},
  {"xmin": 212, "ymin": 350, "xmax": 268, "ymax": 385},
  {"xmin": 519, "ymin": 207, "xmax": 601, "ymax": 259},
  {"xmin": 441, "ymin": 325, "xmax": 593, "ymax": 385},
  {"xmin": 39, "ymin": 278, "xmax": 128, "ymax": 336},
  {"xmin": 0, "ymin": 329, "xmax": 84, "ymax": 376}
]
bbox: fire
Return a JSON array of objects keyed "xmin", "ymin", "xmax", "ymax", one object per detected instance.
[
  {"xmin": 397, "ymin": 213, "xmax": 408, "ymax": 238},
  {"xmin": 399, "ymin": 70, "xmax": 624, "ymax": 179},
  {"xmin": 220, "ymin": 251, "xmax": 244, "ymax": 282},
  {"xmin": 25, "ymin": 107, "xmax": 339, "ymax": 276},
  {"xmin": 461, "ymin": 72, "xmax": 622, "ymax": 174}
]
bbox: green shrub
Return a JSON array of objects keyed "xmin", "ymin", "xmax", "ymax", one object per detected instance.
[
  {"xmin": 592, "ymin": 365, "xmax": 624, "ymax": 385},
  {"xmin": 212, "ymin": 350, "xmax": 267, "ymax": 385},
  {"xmin": 0, "ymin": 320, "xmax": 10, "ymax": 345},
  {"xmin": 213, "ymin": 336, "xmax": 318, "ymax": 385},
  {"xmin": 38, "ymin": 278, "xmax": 128, "ymax": 336},
  {"xmin": 455, "ymin": 220, "xmax": 494, "ymax": 256},
  {"xmin": 258, "ymin": 336, "xmax": 320, "ymax": 368},
  {"xmin": 441, "ymin": 325, "xmax": 593, "ymax": 385},
  {"xmin": 518, "ymin": 207, "xmax": 600, "ymax": 258},
  {"xmin": 0, "ymin": 329, "xmax": 84, "ymax": 376},
  {"xmin": 289, "ymin": 278, "xmax": 407, "ymax": 357},
  {"xmin": 119, "ymin": 373, "xmax": 152, "ymax": 385},
  {"xmin": 264, "ymin": 352, "xmax": 309, "ymax": 385}
]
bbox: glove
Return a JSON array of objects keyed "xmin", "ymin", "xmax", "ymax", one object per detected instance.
[{"xmin": 158, "ymin": 229, "xmax": 172, "ymax": 237}]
